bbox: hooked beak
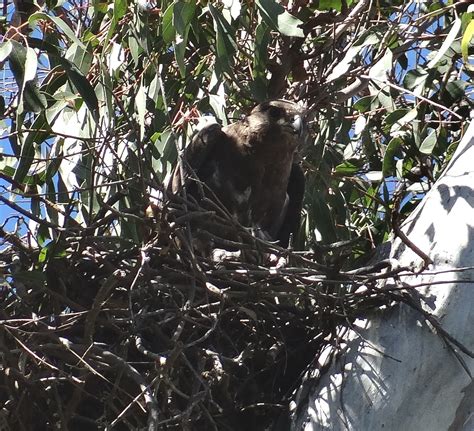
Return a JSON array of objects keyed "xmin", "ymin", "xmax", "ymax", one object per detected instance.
[
  {"xmin": 278, "ymin": 114, "xmax": 304, "ymax": 136},
  {"xmin": 291, "ymin": 115, "xmax": 303, "ymax": 136}
]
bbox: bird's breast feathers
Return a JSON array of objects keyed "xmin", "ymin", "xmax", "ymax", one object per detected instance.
[{"xmin": 171, "ymin": 99, "xmax": 307, "ymax": 246}]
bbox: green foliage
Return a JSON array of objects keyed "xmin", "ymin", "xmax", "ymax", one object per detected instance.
[
  {"xmin": 256, "ymin": 0, "xmax": 305, "ymax": 37},
  {"xmin": 0, "ymin": 1, "xmax": 471, "ymax": 253},
  {"xmin": 0, "ymin": 0, "xmax": 473, "ymax": 429}
]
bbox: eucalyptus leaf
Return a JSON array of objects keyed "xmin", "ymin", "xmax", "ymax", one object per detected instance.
[
  {"xmin": 8, "ymin": 41, "xmax": 47, "ymax": 113},
  {"xmin": 328, "ymin": 31, "xmax": 380, "ymax": 81},
  {"xmin": 427, "ymin": 18, "xmax": 462, "ymax": 69},
  {"xmin": 30, "ymin": 12, "xmax": 87, "ymax": 50},
  {"xmin": 419, "ymin": 129, "xmax": 438, "ymax": 155},
  {"xmin": 382, "ymin": 137, "xmax": 403, "ymax": 177},
  {"xmin": 13, "ymin": 114, "xmax": 50, "ymax": 183},
  {"xmin": 136, "ymin": 82, "xmax": 147, "ymax": 140},
  {"xmin": 353, "ymin": 95, "xmax": 378, "ymax": 112},
  {"xmin": 403, "ymin": 69, "xmax": 428, "ymax": 91},
  {"xmin": 174, "ymin": 1, "xmax": 196, "ymax": 37},
  {"xmin": 162, "ymin": 3, "xmax": 175, "ymax": 44},
  {"xmin": 256, "ymin": 0, "xmax": 304, "ymax": 38},
  {"xmin": 461, "ymin": 20, "xmax": 474, "ymax": 69},
  {"xmin": 390, "ymin": 108, "xmax": 417, "ymax": 135},
  {"xmin": 55, "ymin": 57, "xmax": 99, "ymax": 119},
  {"xmin": 24, "ymin": 47, "xmax": 39, "ymax": 83},
  {"xmin": 209, "ymin": 5, "xmax": 237, "ymax": 74},
  {"xmin": 383, "ymin": 109, "xmax": 409, "ymax": 132},
  {"xmin": 0, "ymin": 41, "xmax": 12, "ymax": 62},
  {"xmin": 334, "ymin": 159, "xmax": 364, "ymax": 176},
  {"xmin": 369, "ymin": 49, "xmax": 393, "ymax": 83},
  {"xmin": 440, "ymin": 80, "xmax": 468, "ymax": 105},
  {"xmin": 319, "ymin": 0, "xmax": 343, "ymax": 11}
]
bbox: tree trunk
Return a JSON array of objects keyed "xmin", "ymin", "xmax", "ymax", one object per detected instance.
[{"xmin": 294, "ymin": 119, "xmax": 474, "ymax": 430}]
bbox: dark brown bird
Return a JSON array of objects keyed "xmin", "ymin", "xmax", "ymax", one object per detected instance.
[{"xmin": 170, "ymin": 100, "xmax": 306, "ymax": 249}]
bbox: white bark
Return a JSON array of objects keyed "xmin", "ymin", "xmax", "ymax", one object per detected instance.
[{"xmin": 294, "ymin": 119, "xmax": 474, "ymax": 431}]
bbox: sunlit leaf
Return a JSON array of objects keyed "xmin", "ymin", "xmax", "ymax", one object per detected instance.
[
  {"xmin": 256, "ymin": 0, "xmax": 304, "ymax": 38},
  {"xmin": 369, "ymin": 49, "xmax": 392, "ymax": 83},
  {"xmin": 354, "ymin": 115, "xmax": 367, "ymax": 135},
  {"xmin": 209, "ymin": 5, "xmax": 237, "ymax": 74},
  {"xmin": 8, "ymin": 41, "xmax": 47, "ymax": 113},
  {"xmin": 334, "ymin": 159, "xmax": 364, "ymax": 176},
  {"xmin": 419, "ymin": 129, "xmax": 438, "ymax": 155},
  {"xmin": 162, "ymin": 3, "xmax": 175, "ymax": 44},
  {"xmin": 136, "ymin": 82, "xmax": 146, "ymax": 139},
  {"xmin": 24, "ymin": 47, "xmax": 38, "ymax": 84},
  {"xmin": 223, "ymin": 0, "xmax": 241, "ymax": 21},
  {"xmin": 107, "ymin": 0, "xmax": 128, "ymax": 39},
  {"xmin": 0, "ymin": 41, "xmax": 12, "ymax": 62},
  {"xmin": 390, "ymin": 108, "xmax": 417, "ymax": 135},
  {"xmin": 353, "ymin": 95, "xmax": 377, "ymax": 112},
  {"xmin": 30, "ymin": 12, "xmax": 87, "ymax": 50},
  {"xmin": 319, "ymin": 0, "xmax": 343, "ymax": 11},
  {"xmin": 461, "ymin": 19, "xmax": 474, "ymax": 69},
  {"xmin": 427, "ymin": 18, "xmax": 462, "ymax": 68},
  {"xmin": 55, "ymin": 57, "xmax": 99, "ymax": 118},
  {"xmin": 328, "ymin": 31, "xmax": 380, "ymax": 81}
]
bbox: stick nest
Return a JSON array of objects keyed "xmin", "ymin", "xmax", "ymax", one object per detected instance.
[{"xmin": 0, "ymin": 199, "xmax": 407, "ymax": 431}]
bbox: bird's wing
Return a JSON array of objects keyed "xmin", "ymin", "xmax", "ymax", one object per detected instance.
[
  {"xmin": 276, "ymin": 163, "xmax": 305, "ymax": 248},
  {"xmin": 169, "ymin": 123, "xmax": 227, "ymax": 194}
]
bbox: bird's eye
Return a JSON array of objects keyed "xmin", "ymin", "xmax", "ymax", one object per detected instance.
[{"xmin": 267, "ymin": 106, "xmax": 282, "ymax": 118}]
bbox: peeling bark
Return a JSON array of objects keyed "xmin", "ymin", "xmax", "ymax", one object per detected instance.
[{"xmin": 294, "ymin": 118, "xmax": 474, "ymax": 431}]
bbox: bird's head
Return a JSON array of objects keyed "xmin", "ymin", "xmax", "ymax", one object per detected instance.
[{"xmin": 246, "ymin": 100, "xmax": 307, "ymax": 149}]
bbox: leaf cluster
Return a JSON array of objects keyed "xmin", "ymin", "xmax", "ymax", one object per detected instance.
[{"xmin": 0, "ymin": 0, "xmax": 473, "ymax": 429}]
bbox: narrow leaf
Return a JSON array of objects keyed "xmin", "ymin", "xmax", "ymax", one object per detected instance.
[
  {"xmin": 136, "ymin": 82, "xmax": 146, "ymax": 140},
  {"xmin": 209, "ymin": 5, "xmax": 237, "ymax": 73},
  {"xmin": 334, "ymin": 159, "xmax": 363, "ymax": 176},
  {"xmin": 461, "ymin": 20, "xmax": 474, "ymax": 69},
  {"xmin": 106, "ymin": 0, "xmax": 128, "ymax": 42},
  {"xmin": 382, "ymin": 137, "xmax": 403, "ymax": 177},
  {"xmin": 354, "ymin": 115, "xmax": 367, "ymax": 135},
  {"xmin": 419, "ymin": 129, "xmax": 438, "ymax": 155},
  {"xmin": 24, "ymin": 46, "xmax": 38, "ymax": 83},
  {"xmin": 0, "ymin": 41, "xmax": 12, "ymax": 62},
  {"xmin": 13, "ymin": 135, "xmax": 36, "ymax": 183},
  {"xmin": 30, "ymin": 13, "xmax": 87, "ymax": 50},
  {"xmin": 56, "ymin": 57, "xmax": 99, "ymax": 118},
  {"xmin": 428, "ymin": 18, "xmax": 462, "ymax": 69},
  {"xmin": 390, "ymin": 108, "xmax": 417, "ymax": 135},
  {"xmin": 162, "ymin": 3, "xmax": 175, "ymax": 44},
  {"xmin": 256, "ymin": 0, "xmax": 304, "ymax": 38},
  {"xmin": 174, "ymin": 1, "xmax": 196, "ymax": 37},
  {"xmin": 172, "ymin": 1, "xmax": 196, "ymax": 77},
  {"xmin": 14, "ymin": 115, "xmax": 49, "ymax": 183},
  {"xmin": 8, "ymin": 41, "xmax": 47, "ymax": 113}
]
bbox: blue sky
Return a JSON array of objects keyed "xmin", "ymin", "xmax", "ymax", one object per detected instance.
[{"xmin": 0, "ymin": 0, "xmax": 471, "ymax": 238}]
